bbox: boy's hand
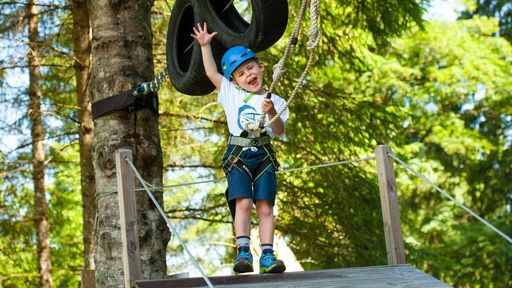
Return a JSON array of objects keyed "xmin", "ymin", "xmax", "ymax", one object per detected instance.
[
  {"xmin": 262, "ymin": 98, "xmax": 277, "ymax": 114},
  {"xmin": 263, "ymin": 98, "xmax": 285, "ymax": 135},
  {"xmin": 191, "ymin": 22, "xmax": 217, "ymax": 46}
]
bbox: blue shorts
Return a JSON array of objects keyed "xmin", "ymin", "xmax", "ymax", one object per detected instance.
[{"xmin": 222, "ymin": 145, "xmax": 277, "ymax": 205}]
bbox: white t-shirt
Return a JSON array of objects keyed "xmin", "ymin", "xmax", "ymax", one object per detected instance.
[{"xmin": 218, "ymin": 78, "xmax": 289, "ymax": 137}]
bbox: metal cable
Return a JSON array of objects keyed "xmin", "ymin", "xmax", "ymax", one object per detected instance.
[
  {"xmin": 124, "ymin": 157, "xmax": 215, "ymax": 288},
  {"xmin": 387, "ymin": 152, "xmax": 512, "ymax": 244},
  {"xmin": 277, "ymin": 156, "xmax": 374, "ymax": 174},
  {"xmin": 96, "ymin": 155, "xmax": 374, "ymax": 195},
  {"xmin": 141, "ymin": 155, "xmax": 374, "ymax": 191}
]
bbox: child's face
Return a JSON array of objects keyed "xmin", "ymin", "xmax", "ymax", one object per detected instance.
[{"xmin": 232, "ymin": 60, "xmax": 265, "ymax": 93}]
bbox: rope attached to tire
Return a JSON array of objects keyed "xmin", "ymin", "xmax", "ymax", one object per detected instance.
[
  {"xmin": 246, "ymin": 0, "xmax": 321, "ymax": 135},
  {"xmin": 92, "ymin": 1, "xmax": 302, "ymax": 118}
]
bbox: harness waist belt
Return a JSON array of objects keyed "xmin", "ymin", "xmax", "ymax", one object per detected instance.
[{"xmin": 228, "ymin": 135, "xmax": 271, "ymax": 147}]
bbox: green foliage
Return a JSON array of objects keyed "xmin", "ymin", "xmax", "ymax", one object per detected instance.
[
  {"xmin": 1, "ymin": 0, "xmax": 511, "ymax": 287},
  {"xmin": 382, "ymin": 18, "xmax": 512, "ymax": 286},
  {"xmin": 277, "ymin": 166, "xmax": 388, "ymax": 269},
  {"xmin": 0, "ymin": 145, "xmax": 83, "ymax": 287},
  {"xmin": 0, "ymin": 157, "xmax": 39, "ymax": 287},
  {"xmin": 153, "ymin": 0, "xmax": 431, "ymax": 277},
  {"xmin": 0, "ymin": 1, "xmax": 83, "ymax": 286},
  {"xmin": 46, "ymin": 145, "xmax": 83, "ymax": 287},
  {"xmin": 460, "ymin": 0, "xmax": 512, "ymax": 44},
  {"xmin": 165, "ymin": 186, "xmax": 233, "ymax": 275}
]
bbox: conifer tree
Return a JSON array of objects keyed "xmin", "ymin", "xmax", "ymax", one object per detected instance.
[{"xmin": 27, "ymin": 0, "xmax": 52, "ymax": 287}]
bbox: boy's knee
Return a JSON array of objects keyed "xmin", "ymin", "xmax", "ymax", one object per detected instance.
[
  {"xmin": 236, "ymin": 198, "xmax": 252, "ymax": 213},
  {"xmin": 256, "ymin": 201, "xmax": 273, "ymax": 217}
]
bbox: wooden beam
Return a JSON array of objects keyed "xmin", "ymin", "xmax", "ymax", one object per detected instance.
[
  {"xmin": 136, "ymin": 265, "xmax": 449, "ymax": 288},
  {"xmin": 375, "ymin": 145, "xmax": 406, "ymax": 265},
  {"xmin": 116, "ymin": 149, "xmax": 142, "ymax": 287}
]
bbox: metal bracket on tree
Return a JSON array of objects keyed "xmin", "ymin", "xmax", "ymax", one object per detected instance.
[{"xmin": 91, "ymin": 70, "xmax": 168, "ymax": 119}]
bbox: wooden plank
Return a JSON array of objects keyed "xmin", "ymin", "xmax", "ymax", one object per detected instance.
[
  {"xmin": 116, "ymin": 149, "xmax": 142, "ymax": 287},
  {"xmin": 136, "ymin": 265, "xmax": 450, "ymax": 288},
  {"xmin": 375, "ymin": 145, "xmax": 406, "ymax": 265}
]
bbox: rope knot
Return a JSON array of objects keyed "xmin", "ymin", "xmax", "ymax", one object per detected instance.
[
  {"xmin": 307, "ymin": 30, "xmax": 321, "ymax": 50},
  {"xmin": 272, "ymin": 60, "xmax": 286, "ymax": 82}
]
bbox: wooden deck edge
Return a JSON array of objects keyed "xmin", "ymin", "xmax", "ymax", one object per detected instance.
[{"xmin": 136, "ymin": 264, "xmax": 451, "ymax": 288}]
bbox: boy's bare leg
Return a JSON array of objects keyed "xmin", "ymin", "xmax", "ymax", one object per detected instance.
[
  {"xmin": 233, "ymin": 198, "xmax": 254, "ymax": 273},
  {"xmin": 256, "ymin": 200, "xmax": 274, "ymax": 245},
  {"xmin": 256, "ymin": 200, "xmax": 286, "ymax": 273},
  {"xmin": 234, "ymin": 198, "xmax": 253, "ymax": 237}
]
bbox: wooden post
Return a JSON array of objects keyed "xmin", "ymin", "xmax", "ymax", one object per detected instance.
[
  {"xmin": 116, "ymin": 149, "xmax": 142, "ymax": 287},
  {"xmin": 375, "ymin": 145, "xmax": 406, "ymax": 265}
]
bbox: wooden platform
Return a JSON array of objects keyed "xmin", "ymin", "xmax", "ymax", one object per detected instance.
[{"xmin": 136, "ymin": 265, "xmax": 450, "ymax": 288}]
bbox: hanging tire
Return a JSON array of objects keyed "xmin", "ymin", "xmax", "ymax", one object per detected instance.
[
  {"xmin": 196, "ymin": 0, "xmax": 288, "ymax": 52},
  {"xmin": 166, "ymin": 0, "xmax": 226, "ymax": 96}
]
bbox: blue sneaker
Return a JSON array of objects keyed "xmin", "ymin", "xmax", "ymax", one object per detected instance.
[
  {"xmin": 259, "ymin": 252, "xmax": 286, "ymax": 274},
  {"xmin": 233, "ymin": 249, "xmax": 254, "ymax": 273}
]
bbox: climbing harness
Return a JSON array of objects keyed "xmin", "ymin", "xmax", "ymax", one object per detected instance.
[
  {"xmin": 221, "ymin": 133, "xmax": 280, "ymax": 219},
  {"xmin": 222, "ymin": 134, "xmax": 280, "ymax": 181}
]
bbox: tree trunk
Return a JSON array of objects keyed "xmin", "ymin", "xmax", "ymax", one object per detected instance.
[
  {"xmin": 27, "ymin": 0, "xmax": 52, "ymax": 287},
  {"xmin": 70, "ymin": 1, "xmax": 96, "ymax": 287},
  {"xmin": 87, "ymin": 1, "xmax": 170, "ymax": 286}
]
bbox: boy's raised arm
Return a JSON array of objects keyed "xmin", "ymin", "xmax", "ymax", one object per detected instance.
[{"xmin": 191, "ymin": 22, "xmax": 223, "ymax": 90}]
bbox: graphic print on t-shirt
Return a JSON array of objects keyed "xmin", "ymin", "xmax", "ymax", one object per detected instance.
[{"xmin": 237, "ymin": 104, "xmax": 259, "ymax": 131}]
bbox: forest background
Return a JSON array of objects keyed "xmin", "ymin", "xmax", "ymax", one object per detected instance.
[{"xmin": 0, "ymin": 0, "xmax": 511, "ymax": 287}]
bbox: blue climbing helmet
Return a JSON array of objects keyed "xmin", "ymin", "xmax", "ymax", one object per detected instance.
[{"xmin": 221, "ymin": 45, "xmax": 259, "ymax": 80}]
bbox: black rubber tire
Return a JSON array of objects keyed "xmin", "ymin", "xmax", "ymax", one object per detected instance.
[
  {"xmin": 166, "ymin": 0, "xmax": 226, "ymax": 96},
  {"xmin": 196, "ymin": 0, "xmax": 288, "ymax": 52}
]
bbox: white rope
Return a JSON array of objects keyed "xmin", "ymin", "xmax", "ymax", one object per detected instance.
[
  {"xmin": 387, "ymin": 152, "xmax": 512, "ymax": 244},
  {"xmin": 269, "ymin": 0, "xmax": 309, "ymax": 86},
  {"xmin": 247, "ymin": 0, "xmax": 322, "ymax": 135},
  {"xmin": 124, "ymin": 157, "xmax": 215, "ymax": 288}
]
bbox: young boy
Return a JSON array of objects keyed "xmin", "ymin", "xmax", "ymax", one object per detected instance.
[{"xmin": 192, "ymin": 22, "xmax": 288, "ymax": 274}]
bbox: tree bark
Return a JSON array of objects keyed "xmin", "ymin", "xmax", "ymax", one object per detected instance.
[
  {"xmin": 87, "ymin": 1, "xmax": 170, "ymax": 286},
  {"xmin": 70, "ymin": 1, "xmax": 96, "ymax": 287},
  {"xmin": 27, "ymin": 0, "xmax": 52, "ymax": 287}
]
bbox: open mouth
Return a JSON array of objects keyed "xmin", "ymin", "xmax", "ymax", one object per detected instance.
[{"xmin": 248, "ymin": 77, "xmax": 257, "ymax": 86}]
